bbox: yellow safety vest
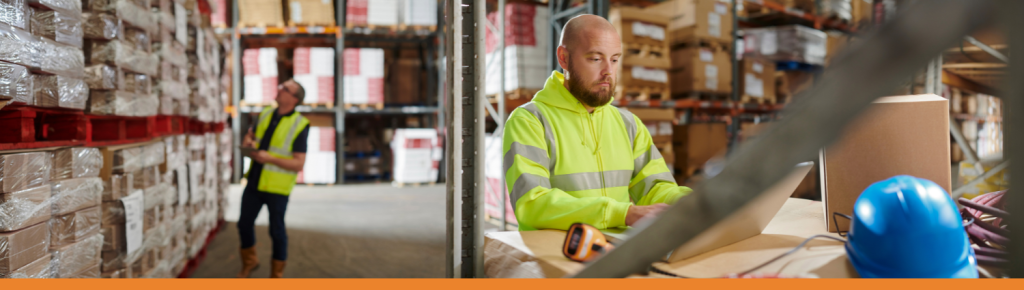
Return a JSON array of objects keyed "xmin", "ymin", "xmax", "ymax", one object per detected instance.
[
  {"xmin": 249, "ymin": 107, "xmax": 310, "ymax": 195},
  {"xmin": 503, "ymin": 71, "xmax": 692, "ymax": 231}
]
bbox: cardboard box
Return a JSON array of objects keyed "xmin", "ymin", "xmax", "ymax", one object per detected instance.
[
  {"xmin": 0, "ymin": 222, "xmax": 50, "ymax": 274},
  {"xmin": 51, "ymin": 177, "xmax": 103, "ymax": 216},
  {"xmin": 0, "ymin": 185, "xmax": 51, "ymax": 232},
  {"xmin": 742, "ymin": 25, "xmax": 827, "ymax": 65},
  {"xmin": 739, "ymin": 58, "xmax": 776, "ymax": 101},
  {"xmin": 51, "ymin": 233, "xmax": 103, "ymax": 278},
  {"xmin": 52, "ymin": 147, "xmax": 103, "ymax": 181},
  {"xmin": 50, "ymin": 206, "xmax": 102, "ymax": 249},
  {"xmin": 670, "ymin": 47, "xmax": 731, "ymax": 94},
  {"xmin": 65, "ymin": 260, "xmax": 101, "ymax": 278},
  {"xmin": 98, "ymin": 140, "xmax": 160, "ymax": 180},
  {"xmin": 102, "ymin": 173, "xmax": 132, "ymax": 201},
  {"xmin": 645, "ymin": 0, "xmax": 733, "ymax": 45},
  {"xmin": 609, "ymin": 7, "xmax": 669, "ymax": 48},
  {"xmin": 286, "ymin": 0, "xmax": 335, "ymax": 26},
  {"xmin": 0, "ymin": 151, "xmax": 53, "ymax": 193},
  {"xmin": 672, "ymin": 123, "xmax": 728, "ymax": 178},
  {"xmin": 627, "ymin": 107, "xmax": 676, "ymax": 144},
  {"xmin": 238, "ymin": 0, "xmax": 283, "ymax": 26},
  {"xmin": 776, "ymin": 70, "xmax": 814, "ymax": 102},
  {"xmin": 824, "ymin": 31, "xmax": 849, "ymax": 66},
  {"xmin": 0, "ymin": 253, "xmax": 50, "ymax": 278},
  {"xmin": 821, "ymin": 95, "xmax": 951, "ymax": 232}
]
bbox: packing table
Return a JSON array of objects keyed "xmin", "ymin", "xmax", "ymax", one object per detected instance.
[{"xmin": 483, "ymin": 198, "xmax": 858, "ymax": 278}]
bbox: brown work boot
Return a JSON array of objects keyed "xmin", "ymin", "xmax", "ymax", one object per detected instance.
[
  {"xmin": 270, "ymin": 260, "xmax": 286, "ymax": 278},
  {"xmin": 236, "ymin": 246, "xmax": 260, "ymax": 278}
]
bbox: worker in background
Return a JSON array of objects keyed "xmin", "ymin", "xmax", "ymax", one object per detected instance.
[
  {"xmin": 503, "ymin": 15, "xmax": 692, "ymax": 231},
  {"xmin": 238, "ymin": 79, "xmax": 310, "ymax": 278}
]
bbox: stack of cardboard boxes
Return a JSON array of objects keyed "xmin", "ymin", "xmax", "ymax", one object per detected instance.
[
  {"xmin": 293, "ymin": 47, "xmax": 335, "ymax": 105},
  {"xmin": 82, "ymin": 0, "xmax": 160, "ymax": 117},
  {"xmin": 610, "ymin": 7, "xmax": 671, "ymax": 100},
  {"xmin": 342, "ymin": 47, "xmax": 384, "ymax": 108},
  {"xmin": 483, "ymin": 2, "xmax": 549, "ymax": 96},
  {"xmin": 151, "ymin": 0, "xmax": 190, "ymax": 117},
  {"xmin": 647, "ymin": 0, "xmax": 734, "ymax": 98},
  {"xmin": 242, "ymin": 47, "xmax": 278, "ymax": 105}
]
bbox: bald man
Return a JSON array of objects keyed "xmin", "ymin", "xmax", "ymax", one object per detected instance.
[{"xmin": 502, "ymin": 15, "xmax": 692, "ymax": 231}]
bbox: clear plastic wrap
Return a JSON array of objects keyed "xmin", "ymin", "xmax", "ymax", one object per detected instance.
[
  {"xmin": 82, "ymin": 12, "xmax": 120, "ymax": 40},
  {"xmin": 0, "ymin": 61, "xmax": 32, "ymax": 105},
  {"xmin": 84, "ymin": 0, "xmax": 156, "ymax": 33},
  {"xmin": 0, "ymin": 222, "xmax": 49, "ymax": 275},
  {"xmin": 0, "ymin": 0, "xmax": 27, "ymax": 29},
  {"xmin": 49, "ymin": 206, "xmax": 100, "ymax": 249},
  {"xmin": 65, "ymin": 261, "xmax": 100, "ymax": 278},
  {"xmin": 742, "ymin": 25, "xmax": 828, "ymax": 65},
  {"xmin": 134, "ymin": 166, "xmax": 158, "ymax": 190},
  {"xmin": 0, "ymin": 22, "xmax": 40, "ymax": 68},
  {"xmin": 50, "ymin": 233, "xmax": 102, "ymax": 278},
  {"xmin": 153, "ymin": 78, "xmax": 187, "ymax": 100},
  {"xmin": 52, "ymin": 147, "xmax": 102, "ymax": 182},
  {"xmin": 32, "ymin": 74, "xmax": 88, "ymax": 109},
  {"xmin": 51, "ymin": 177, "xmax": 103, "ymax": 216},
  {"xmin": 123, "ymin": 72, "xmax": 151, "ymax": 95},
  {"xmin": 87, "ymin": 89, "xmax": 133, "ymax": 116},
  {"xmin": 131, "ymin": 92, "xmax": 158, "ymax": 116},
  {"xmin": 142, "ymin": 184, "xmax": 165, "ymax": 211},
  {"xmin": 29, "ymin": 6, "xmax": 83, "ymax": 48},
  {"xmin": 83, "ymin": 64, "xmax": 122, "ymax": 89},
  {"xmin": 99, "ymin": 196, "xmax": 144, "ymax": 273},
  {"xmin": 154, "ymin": 40, "xmax": 185, "ymax": 66},
  {"xmin": 100, "ymin": 266, "xmax": 126, "ymax": 278},
  {"xmin": 158, "ymin": 94, "xmax": 172, "ymax": 115},
  {"xmin": 101, "ymin": 173, "xmax": 131, "ymax": 201},
  {"xmin": 85, "ymin": 39, "xmax": 157, "ymax": 75},
  {"xmin": 142, "ymin": 142, "xmax": 164, "ymax": 168},
  {"xmin": 0, "ymin": 185, "xmax": 50, "ymax": 232},
  {"xmin": 0, "ymin": 253, "xmax": 50, "ymax": 278},
  {"xmin": 0, "ymin": 152, "xmax": 52, "ymax": 194},
  {"xmin": 112, "ymin": 147, "xmax": 142, "ymax": 174},
  {"xmin": 123, "ymin": 27, "xmax": 148, "ymax": 52},
  {"xmin": 28, "ymin": 0, "xmax": 82, "ymax": 13},
  {"xmin": 36, "ymin": 36, "xmax": 85, "ymax": 77}
]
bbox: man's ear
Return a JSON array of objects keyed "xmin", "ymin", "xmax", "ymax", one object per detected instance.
[{"xmin": 556, "ymin": 45, "xmax": 569, "ymax": 72}]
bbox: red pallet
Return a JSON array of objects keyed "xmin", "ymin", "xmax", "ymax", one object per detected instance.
[
  {"xmin": 187, "ymin": 120, "xmax": 226, "ymax": 134},
  {"xmin": 155, "ymin": 115, "xmax": 189, "ymax": 137},
  {"xmin": 82, "ymin": 115, "xmax": 157, "ymax": 147},
  {"xmin": 0, "ymin": 105, "xmax": 88, "ymax": 150}
]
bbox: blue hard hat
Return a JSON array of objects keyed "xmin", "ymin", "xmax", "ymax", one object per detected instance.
[{"xmin": 844, "ymin": 175, "xmax": 978, "ymax": 278}]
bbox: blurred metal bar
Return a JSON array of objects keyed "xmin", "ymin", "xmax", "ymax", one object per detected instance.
[
  {"xmin": 444, "ymin": 0, "xmax": 462, "ymax": 278},
  {"xmin": 498, "ymin": 0, "xmax": 508, "ymax": 230},
  {"xmin": 231, "ymin": 0, "xmax": 242, "ymax": 183},
  {"xmin": 572, "ymin": 0, "xmax": 995, "ymax": 278},
  {"xmin": 965, "ymin": 35, "xmax": 1009, "ymax": 63},
  {"xmin": 335, "ymin": 0, "xmax": 346, "ymax": 184},
  {"xmin": 950, "ymin": 119, "xmax": 980, "ymax": 164},
  {"xmin": 997, "ymin": 0, "xmax": 1023, "ymax": 278},
  {"xmin": 952, "ymin": 160, "xmax": 1008, "ymax": 197}
]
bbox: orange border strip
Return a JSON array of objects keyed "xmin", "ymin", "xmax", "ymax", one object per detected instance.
[{"xmin": 1, "ymin": 279, "xmax": 1020, "ymax": 289}]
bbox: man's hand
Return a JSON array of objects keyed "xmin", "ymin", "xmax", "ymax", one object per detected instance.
[
  {"xmin": 243, "ymin": 128, "xmax": 255, "ymax": 147},
  {"xmin": 625, "ymin": 204, "xmax": 669, "ymax": 226},
  {"xmin": 252, "ymin": 150, "xmax": 271, "ymax": 164}
]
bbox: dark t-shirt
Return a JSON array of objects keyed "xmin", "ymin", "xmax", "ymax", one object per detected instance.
[{"xmin": 245, "ymin": 109, "xmax": 309, "ymax": 193}]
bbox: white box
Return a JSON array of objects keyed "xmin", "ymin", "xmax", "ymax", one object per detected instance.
[{"xmin": 391, "ymin": 129, "xmax": 438, "ymax": 184}]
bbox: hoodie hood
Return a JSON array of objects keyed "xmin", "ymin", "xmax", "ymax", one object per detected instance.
[{"xmin": 534, "ymin": 71, "xmax": 615, "ymax": 114}]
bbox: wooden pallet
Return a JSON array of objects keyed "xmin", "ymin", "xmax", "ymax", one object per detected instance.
[
  {"xmin": 392, "ymin": 181, "xmax": 436, "ymax": 188},
  {"xmin": 740, "ymin": 94, "xmax": 777, "ymax": 105},
  {"xmin": 239, "ymin": 101, "xmax": 277, "ymax": 108},
  {"xmin": 287, "ymin": 21, "xmax": 335, "ymax": 27},
  {"xmin": 622, "ymin": 42, "xmax": 670, "ymax": 69},
  {"xmin": 238, "ymin": 21, "xmax": 286, "ymax": 29},
  {"xmin": 343, "ymin": 103, "xmax": 385, "ymax": 110},
  {"xmin": 397, "ymin": 24, "xmax": 437, "ymax": 32},
  {"xmin": 307, "ymin": 102, "xmax": 334, "ymax": 109},
  {"xmin": 672, "ymin": 91, "xmax": 731, "ymax": 101},
  {"xmin": 670, "ymin": 34, "xmax": 732, "ymax": 52},
  {"xmin": 345, "ymin": 22, "xmax": 396, "ymax": 32},
  {"xmin": 616, "ymin": 85, "xmax": 672, "ymax": 101}
]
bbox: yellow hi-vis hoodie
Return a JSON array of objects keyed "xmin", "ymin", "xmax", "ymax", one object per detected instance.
[{"xmin": 503, "ymin": 71, "xmax": 692, "ymax": 231}]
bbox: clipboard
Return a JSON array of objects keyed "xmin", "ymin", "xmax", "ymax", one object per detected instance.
[{"xmin": 239, "ymin": 146, "xmax": 257, "ymax": 157}]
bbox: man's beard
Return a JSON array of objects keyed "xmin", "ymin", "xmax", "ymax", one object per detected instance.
[{"xmin": 565, "ymin": 60, "xmax": 615, "ymax": 108}]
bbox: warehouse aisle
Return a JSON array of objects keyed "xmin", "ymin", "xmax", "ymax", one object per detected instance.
[{"xmin": 190, "ymin": 183, "xmax": 447, "ymax": 278}]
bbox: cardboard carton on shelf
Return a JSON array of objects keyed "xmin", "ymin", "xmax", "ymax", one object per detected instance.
[
  {"xmin": 0, "ymin": 185, "xmax": 52, "ymax": 232},
  {"xmin": 645, "ymin": 0, "xmax": 733, "ymax": 46},
  {"xmin": 0, "ymin": 253, "xmax": 51, "ymax": 278},
  {"xmin": 51, "ymin": 177, "xmax": 104, "ymax": 216},
  {"xmin": 52, "ymin": 147, "xmax": 103, "ymax": 181},
  {"xmin": 0, "ymin": 151, "xmax": 53, "ymax": 194},
  {"xmin": 821, "ymin": 95, "xmax": 951, "ymax": 232},
  {"xmin": 50, "ymin": 206, "xmax": 102, "ymax": 249},
  {"xmin": 0, "ymin": 222, "xmax": 50, "ymax": 275},
  {"xmin": 739, "ymin": 58, "xmax": 777, "ymax": 103},
  {"xmin": 626, "ymin": 107, "xmax": 675, "ymax": 144},
  {"xmin": 670, "ymin": 47, "xmax": 732, "ymax": 94},
  {"xmin": 50, "ymin": 233, "xmax": 103, "ymax": 278},
  {"xmin": 672, "ymin": 123, "xmax": 728, "ymax": 180}
]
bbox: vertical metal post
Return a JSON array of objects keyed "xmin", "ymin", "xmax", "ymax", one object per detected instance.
[
  {"xmin": 998, "ymin": 0, "xmax": 1024, "ymax": 278},
  {"xmin": 336, "ymin": 0, "xmax": 347, "ymax": 184},
  {"xmin": 472, "ymin": 0, "xmax": 486, "ymax": 278},
  {"xmin": 444, "ymin": 0, "xmax": 461, "ymax": 278},
  {"xmin": 497, "ymin": 0, "xmax": 507, "ymax": 230},
  {"xmin": 231, "ymin": 0, "xmax": 242, "ymax": 183},
  {"xmin": 728, "ymin": 0, "xmax": 741, "ymax": 152}
]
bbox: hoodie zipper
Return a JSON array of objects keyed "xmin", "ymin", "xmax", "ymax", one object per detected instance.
[{"xmin": 587, "ymin": 109, "xmax": 607, "ymax": 198}]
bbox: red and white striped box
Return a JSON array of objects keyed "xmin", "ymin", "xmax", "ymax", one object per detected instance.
[
  {"xmin": 391, "ymin": 128, "xmax": 438, "ymax": 184},
  {"xmin": 293, "ymin": 47, "xmax": 335, "ymax": 104},
  {"xmin": 242, "ymin": 48, "xmax": 278, "ymax": 103},
  {"xmin": 345, "ymin": 0, "xmax": 368, "ymax": 25},
  {"xmin": 342, "ymin": 48, "xmax": 384, "ymax": 105},
  {"xmin": 296, "ymin": 126, "xmax": 336, "ymax": 184}
]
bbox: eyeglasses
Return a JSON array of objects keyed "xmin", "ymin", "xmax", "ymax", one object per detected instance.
[{"xmin": 278, "ymin": 83, "xmax": 296, "ymax": 97}]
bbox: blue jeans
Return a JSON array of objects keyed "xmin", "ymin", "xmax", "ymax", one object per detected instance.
[{"xmin": 237, "ymin": 187, "xmax": 290, "ymax": 261}]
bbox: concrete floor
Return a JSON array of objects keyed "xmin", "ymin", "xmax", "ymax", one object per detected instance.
[{"xmin": 190, "ymin": 183, "xmax": 447, "ymax": 278}]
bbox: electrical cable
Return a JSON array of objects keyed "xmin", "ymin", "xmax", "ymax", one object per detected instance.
[{"xmin": 649, "ymin": 235, "xmax": 847, "ymax": 278}]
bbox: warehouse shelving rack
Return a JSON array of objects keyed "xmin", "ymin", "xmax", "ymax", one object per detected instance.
[{"xmin": 229, "ymin": 0, "xmax": 444, "ymax": 184}]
